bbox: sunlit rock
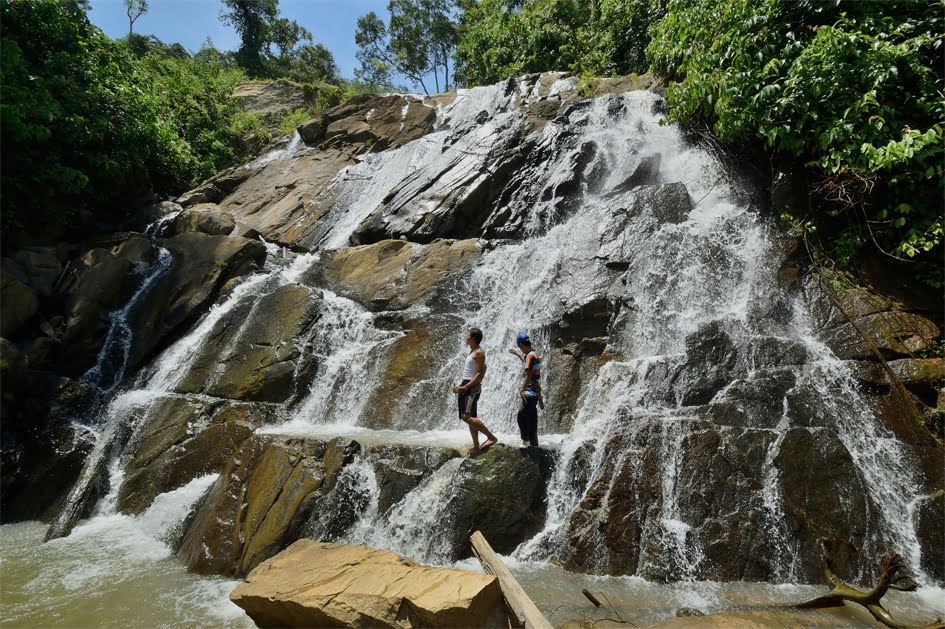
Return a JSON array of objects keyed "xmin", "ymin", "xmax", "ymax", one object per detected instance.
[{"xmin": 229, "ymin": 540, "xmax": 510, "ymax": 628}]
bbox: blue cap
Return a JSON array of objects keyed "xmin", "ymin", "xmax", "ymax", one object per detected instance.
[{"xmin": 516, "ymin": 332, "xmax": 530, "ymax": 345}]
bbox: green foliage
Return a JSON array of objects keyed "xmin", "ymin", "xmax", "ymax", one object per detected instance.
[
  {"xmin": 454, "ymin": 0, "xmax": 664, "ymax": 86},
  {"xmin": 355, "ymin": 0, "xmax": 457, "ymax": 94},
  {"xmin": 221, "ymin": 0, "xmax": 278, "ymax": 76},
  {"xmin": 278, "ymin": 108, "xmax": 314, "ymax": 136},
  {"xmin": 0, "ymin": 0, "xmax": 184, "ymax": 238},
  {"xmin": 220, "ymin": 0, "xmax": 340, "ymax": 84},
  {"xmin": 139, "ymin": 54, "xmax": 258, "ymax": 182},
  {"xmin": 0, "ymin": 0, "xmax": 264, "ymax": 244},
  {"xmin": 648, "ymin": 0, "xmax": 944, "ymax": 285}
]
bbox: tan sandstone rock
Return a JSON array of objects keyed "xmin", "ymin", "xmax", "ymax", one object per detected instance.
[
  {"xmin": 229, "ymin": 540, "xmax": 510, "ymax": 628},
  {"xmin": 318, "ymin": 239, "xmax": 481, "ymax": 311}
]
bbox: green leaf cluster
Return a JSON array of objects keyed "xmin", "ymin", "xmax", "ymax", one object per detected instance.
[
  {"xmin": 1, "ymin": 0, "xmax": 183, "ymax": 238},
  {"xmin": 0, "ymin": 0, "xmax": 261, "ymax": 243},
  {"xmin": 648, "ymin": 0, "xmax": 944, "ymax": 284},
  {"xmin": 454, "ymin": 0, "xmax": 665, "ymax": 86}
]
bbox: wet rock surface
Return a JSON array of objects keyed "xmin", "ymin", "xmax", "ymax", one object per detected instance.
[
  {"xmin": 174, "ymin": 284, "xmax": 320, "ymax": 402},
  {"xmin": 3, "ymin": 73, "xmax": 942, "ymax": 594}
]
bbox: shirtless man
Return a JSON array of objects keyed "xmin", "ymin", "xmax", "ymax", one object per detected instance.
[{"xmin": 452, "ymin": 327, "xmax": 498, "ymax": 454}]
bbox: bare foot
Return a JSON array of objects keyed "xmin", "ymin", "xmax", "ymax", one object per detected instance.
[{"xmin": 481, "ymin": 438, "xmax": 497, "ymax": 449}]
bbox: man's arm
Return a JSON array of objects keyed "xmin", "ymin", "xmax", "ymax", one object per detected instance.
[{"xmin": 507, "ymin": 348, "xmax": 525, "ymax": 360}]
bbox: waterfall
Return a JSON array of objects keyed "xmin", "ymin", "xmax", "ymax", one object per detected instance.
[
  {"xmin": 249, "ymin": 131, "xmax": 303, "ymax": 169},
  {"xmin": 47, "ymin": 251, "xmax": 320, "ymax": 540},
  {"xmin": 82, "ymin": 247, "xmax": 172, "ymax": 393},
  {"xmin": 41, "ymin": 77, "xmax": 937, "ymax": 595}
]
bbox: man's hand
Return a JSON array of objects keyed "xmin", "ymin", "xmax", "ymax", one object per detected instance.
[
  {"xmin": 452, "ymin": 385, "xmax": 465, "ymax": 394},
  {"xmin": 519, "ymin": 391, "xmax": 527, "ymax": 404}
]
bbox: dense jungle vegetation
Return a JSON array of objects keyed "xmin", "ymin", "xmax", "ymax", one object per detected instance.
[{"xmin": 2, "ymin": 0, "xmax": 942, "ymax": 284}]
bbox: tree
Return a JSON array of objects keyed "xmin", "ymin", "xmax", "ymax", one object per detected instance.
[
  {"xmin": 1, "ymin": 0, "xmax": 185, "ymax": 241},
  {"xmin": 355, "ymin": 0, "xmax": 457, "ymax": 94},
  {"xmin": 453, "ymin": 0, "xmax": 664, "ymax": 86},
  {"xmin": 124, "ymin": 0, "xmax": 147, "ymax": 35},
  {"xmin": 220, "ymin": 0, "xmax": 278, "ymax": 76},
  {"xmin": 648, "ymin": 0, "xmax": 944, "ymax": 285}
]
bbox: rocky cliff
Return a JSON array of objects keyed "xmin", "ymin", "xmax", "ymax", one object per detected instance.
[{"xmin": 1, "ymin": 72, "xmax": 941, "ymax": 587}]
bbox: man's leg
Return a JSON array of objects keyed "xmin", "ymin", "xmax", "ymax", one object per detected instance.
[
  {"xmin": 463, "ymin": 415, "xmax": 480, "ymax": 449},
  {"xmin": 466, "ymin": 415, "xmax": 496, "ymax": 444}
]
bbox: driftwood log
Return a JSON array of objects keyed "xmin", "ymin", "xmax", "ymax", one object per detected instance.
[
  {"xmin": 797, "ymin": 541, "xmax": 944, "ymax": 629},
  {"xmin": 470, "ymin": 531, "xmax": 554, "ymax": 629}
]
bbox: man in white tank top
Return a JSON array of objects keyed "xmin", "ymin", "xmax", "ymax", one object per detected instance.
[{"xmin": 452, "ymin": 327, "xmax": 498, "ymax": 454}]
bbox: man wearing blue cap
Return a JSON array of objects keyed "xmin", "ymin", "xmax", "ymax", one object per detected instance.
[{"xmin": 508, "ymin": 332, "xmax": 542, "ymax": 447}]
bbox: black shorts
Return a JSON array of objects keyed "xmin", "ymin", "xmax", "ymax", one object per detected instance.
[{"xmin": 457, "ymin": 379, "xmax": 481, "ymax": 419}]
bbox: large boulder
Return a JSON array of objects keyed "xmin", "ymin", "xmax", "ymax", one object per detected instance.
[
  {"xmin": 359, "ymin": 315, "xmax": 461, "ymax": 430},
  {"xmin": 0, "ymin": 265, "xmax": 39, "ymax": 338},
  {"xmin": 298, "ymin": 93, "xmax": 439, "ymax": 152},
  {"xmin": 232, "ymin": 80, "xmax": 306, "ymax": 122},
  {"xmin": 439, "ymin": 445, "xmax": 551, "ymax": 558},
  {"xmin": 169, "ymin": 203, "xmax": 236, "ymax": 236},
  {"xmin": 316, "ymin": 239, "xmax": 481, "ymax": 311},
  {"xmin": 0, "ymin": 375, "xmax": 98, "ymax": 522},
  {"xmin": 174, "ymin": 284, "xmax": 320, "ymax": 402},
  {"xmin": 913, "ymin": 490, "xmax": 945, "ymax": 582},
  {"xmin": 230, "ymin": 540, "xmax": 510, "ymax": 628},
  {"xmin": 116, "ymin": 397, "xmax": 279, "ymax": 514},
  {"xmin": 810, "ymin": 285, "xmax": 941, "ymax": 360},
  {"xmin": 177, "ymin": 435, "xmax": 359, "ymax": 576},
  {"xmin": 215, "ymin": 147, "xmax": 359, "ymax": 248},
  {"xmin": 566, "ymin": 419, "xmax": 777, "ymax": 581},
  {"xmin": 122, "ymin": 232, "xmax": 267, "ymax": 373}
]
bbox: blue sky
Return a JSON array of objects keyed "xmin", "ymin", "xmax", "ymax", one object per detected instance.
[{"xmin": 87, "ymin": 0, "xmax": 392, "ymax": 79}]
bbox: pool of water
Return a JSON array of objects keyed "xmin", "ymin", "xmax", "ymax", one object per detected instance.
[{"xmin": 4, "ymin": 516, "xmax": 943, "ymax": 628}]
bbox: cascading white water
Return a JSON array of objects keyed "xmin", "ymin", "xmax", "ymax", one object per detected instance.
[
  {"xmin": 30, "ymin": 78, "xmax": 941, "ymax": 629},
  {"xmin": 286, "ymin": 290, "xmax": 400, "ymax": 427},
  {"xmin": 82, "ymin": 247, "xmax": 172, "ymax": 392},
  {"xmin": 249, "ymin": 131, "xmax": 302, "ymax": 169}
]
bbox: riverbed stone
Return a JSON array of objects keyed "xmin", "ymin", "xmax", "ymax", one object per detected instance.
[
  {"xmin": 230, "ymin": 540, "xmax": 510, "ymax": 628},
  {"xmin": 169, "ymin": 203, "xmax": 236, "ymax": 236}
]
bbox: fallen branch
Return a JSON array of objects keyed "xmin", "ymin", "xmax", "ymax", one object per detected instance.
[
  {"xmin": 581, "ymin": 589, "xmax": 638, "ymax": 627},
  {"xmin": 797, "ymin": 540, "xmax": 944, "ymax": 629},
  {"xmin": 470, "ymin": 531, "xmax": 553, "ymax": 629}
]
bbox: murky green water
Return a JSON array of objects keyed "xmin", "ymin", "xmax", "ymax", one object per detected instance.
[
  {"xmin": 0, "ymin": 521, "xmax": 251, "ymax": 628},
  {"xmin": 5, "ymin": 516, "xmax": 942, "ymax": 629}
]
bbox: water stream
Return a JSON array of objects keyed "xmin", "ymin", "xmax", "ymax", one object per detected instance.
[{"xmin": 11, "ymin": 79, "xmax": 944, "ymax": 624}]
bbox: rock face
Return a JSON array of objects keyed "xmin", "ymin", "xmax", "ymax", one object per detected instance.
[
  {"xmin": 315, "ymin": 239, "xmax": 481, "ymax": 311},
  {"xmin": 6, "ymin": 72, "xmax": 942, "ymax": 592},
  {"xmin": 175, "ymin": 435, "xmax": 549, "ymax": 577},
  {"xmin": 173, "ymin": 284, "xmax": 320, "ymax": 402},
  {"xmin": 177, "ymin": 435, "xmax": 361, "ymax": 576},
  {"xmin": 230, "ymin": 540, "xmax": 510, "ymax": 628}
]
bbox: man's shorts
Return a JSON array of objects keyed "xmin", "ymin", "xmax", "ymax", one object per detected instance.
[{"xmin": 457, "ymin": 379, "xmax": 481, "ymax": 419}]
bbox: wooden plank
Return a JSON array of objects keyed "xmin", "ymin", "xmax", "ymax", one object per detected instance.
[{"xmin": 470, "ymin": 531, "xmax": 554, "ymax": 629}]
